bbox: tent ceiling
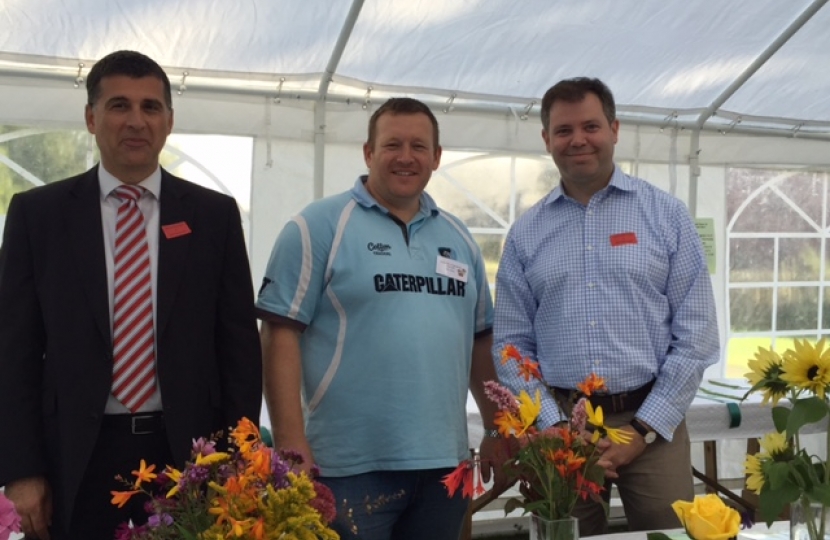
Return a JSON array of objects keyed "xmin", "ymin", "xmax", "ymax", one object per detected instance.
[{"xmin": 2, "ymin": 0, "xmax": 829, "ymax": 137}]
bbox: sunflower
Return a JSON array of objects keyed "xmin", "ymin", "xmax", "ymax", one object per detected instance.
[
  {"xmin": 759, "ymin": 431, "xmax": 789, "ymax": 457},
  {"xmin": 744, "ymin": 453, "xmax": 766, "ymax": 494},
  {"xmin": 780, "ymin": 338, "xmax": 830, "ymax": 398},
  {"xmin": 744, "ymin": 346, "xmax": 788, "ymax": 405}
]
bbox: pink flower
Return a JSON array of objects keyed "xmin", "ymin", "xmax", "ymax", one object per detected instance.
[
  {"xmin": 570, "ymin": 398, "xmax": 588, "ymax": 433},
  {"xmin": 0, "ymin": 492, "xmax": 22, "ymax": 540},
  {"xmin": 484, "ymin": 380, "xmax": 519, "ymax": 414}
]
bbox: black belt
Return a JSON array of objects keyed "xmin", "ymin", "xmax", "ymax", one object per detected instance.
[
  {"xmin": 551, "ymin": 379, "xmax": 655, "ymax": 414},
  {"xmin": 101, "ymin": 413, "xmax": 165, "ymax": 435}
]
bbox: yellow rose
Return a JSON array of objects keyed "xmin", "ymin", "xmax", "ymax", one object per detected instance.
[{"xmin": 672, "ymin": 494, "xmax": 741, "ymax": 540}]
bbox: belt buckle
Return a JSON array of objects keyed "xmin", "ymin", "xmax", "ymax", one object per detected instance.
[{"xmin": 131, "ymin": 415, "xmax": 155, "ymax": 435}]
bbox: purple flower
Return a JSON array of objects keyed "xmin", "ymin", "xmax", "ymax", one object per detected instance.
[
  {"xmin": 182, "ymin": 465, "xmax": 210, "ymax": 487},
  {"xmin": 147, "ymin": 513, "xmax": 173, "ymax": 528},
  {"xmin": 191, "ymin": 437, "xmax": 216, "ymax": 457},
  {"xmin": 113, "ymin": 522, "xmax": 135, "ymax": 540},
  {"xmin": 271, "ymin": 452, "xmax": 291, "ymax": 488}
]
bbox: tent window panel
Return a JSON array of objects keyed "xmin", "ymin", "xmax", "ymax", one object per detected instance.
[
  {"xmin": 471, "ymin": 233, "xmax": 505, "ymax": 290},
  {"xmin": 779, "ymin": 238, "xmax": 821, "ymax": 282},
  {"xmin": 775, "ymin": 286, "xmax": 819, "ymax": 332},
  {"xmin": 729, "ymin": 238, "xmax": 774, "ymax": 282},
  {"xmin": 730, "ymin": 288, "xmax": 773, "ymax": 332}
]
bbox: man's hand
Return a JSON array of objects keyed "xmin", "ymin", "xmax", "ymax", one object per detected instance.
[
  {"xmin": 5, "ymin": 476, "xmax": 52, "ymax": 540},
  {"xmin": 594, "ymin": 426, "xmax": 647, "ymax": 479},
  {"xmin": 479, "ymin": 436, "xmax": 514, "ymax": 495}
]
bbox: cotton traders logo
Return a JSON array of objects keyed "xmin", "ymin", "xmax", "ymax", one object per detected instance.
[{"xmin": 367, "ymin": 242, "xmax": 392, "ymax": 256}]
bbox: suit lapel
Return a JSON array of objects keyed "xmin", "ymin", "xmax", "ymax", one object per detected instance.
[
  {"xmin": 67, "ymin": 168, "xmax": 111, "ymax": 352},
  {"xmin": 156, "ymin": 170, "xmax": 193, "ymax": 338}
]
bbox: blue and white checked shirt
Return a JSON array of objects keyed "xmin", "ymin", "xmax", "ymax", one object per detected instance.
[{"xmin": 493, "ymin": 166, "xmax": 719, "ymax": 440}]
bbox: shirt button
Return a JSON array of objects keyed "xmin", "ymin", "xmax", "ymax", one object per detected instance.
[
  {"xmin": 587, "ymin": 282, "xmax": 595, "ymax": 288},
  {"xmin": 586, "ymin": 245, "xmax": 593, "ymax": 251},
  {"xmin": 590, "ymin": 321, "xmax": 596, "ymax": 327}
]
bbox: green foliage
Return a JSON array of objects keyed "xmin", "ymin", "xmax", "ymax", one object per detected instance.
[{"xmin": 0, "ymin": 126, "xmax": 89, "ymax": 212}]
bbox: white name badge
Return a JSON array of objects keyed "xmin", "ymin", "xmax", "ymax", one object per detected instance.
[{"xmin": 436, "ymin": 255, "xmax": 469, "ymax": 283}]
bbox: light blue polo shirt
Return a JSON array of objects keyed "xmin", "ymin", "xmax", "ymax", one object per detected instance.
[{"xmin": 257, "ymin": 177, "xmax": 493, "ymax": 476}]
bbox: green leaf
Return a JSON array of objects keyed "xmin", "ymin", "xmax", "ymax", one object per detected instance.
[
  {"xmin": 808, "ymin": 484, "xmax": 830, "ymax": 507},
  {"xmin": 503, "ymin": 497, "xmax": 522, "ymax": 515},
  {"xmin": 647, "ymin": 533, "xmax": 675, "ymax": 540},
  {"xmin": 772, "ymin": 406, "xmax": 790, "ymax": 432},
  {"xmin": 766, "ymin": 461, "xmax": 795, "ymax": 490},
  {"xmin": 787, "ymin": 397, "xmax": 828, "ymax": 435},
  {"xmin": 759, "ymin": 483, "xmax": 801, "ymax": 524}
]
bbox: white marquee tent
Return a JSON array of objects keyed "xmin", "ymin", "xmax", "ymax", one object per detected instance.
[
  {"xmin": 3, "ymin": 0, "xmax": 830, "ymax": 383},
  {"xmin": 3, "ymin": 0, "xmax": 830, "ymax": 523}
]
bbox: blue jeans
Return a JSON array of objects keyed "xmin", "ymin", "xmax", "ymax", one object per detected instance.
[{"xmin": 318, "ymin": 468, "xmax": 468, "ymax": 540}]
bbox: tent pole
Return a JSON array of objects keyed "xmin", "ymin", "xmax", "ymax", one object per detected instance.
[
  {"xmin": 313, "ymin": 0, "xmax": 366, "ymax": 200},
  {"xmin": 688, "ymin": 0, "xmax": 828, "ymax": 215}
]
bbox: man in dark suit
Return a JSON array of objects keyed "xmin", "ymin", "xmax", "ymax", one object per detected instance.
[{"xmin": 0, "ymin": 50, "xmax": 262, "ymax": 540}]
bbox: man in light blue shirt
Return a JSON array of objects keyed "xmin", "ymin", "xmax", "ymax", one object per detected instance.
[
  {"xmin": 494, "ymin": 78, "xmax": 719, "ymax": 534},
  {"xmin": 258, "ymin": 98, "xmax": 503, "ymax": 540}
]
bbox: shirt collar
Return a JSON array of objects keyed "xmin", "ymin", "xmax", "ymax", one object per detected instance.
[
  {"xmin": 545, "ymin": 164, "xmax": 633, "ymax": 205},
  {"xmin": 350, "ymin": 175, "xmax": 438, "ymax": 217},
  {"xmin": 98, "ymin": 164, "xmax": 162, "ymax": 201}
]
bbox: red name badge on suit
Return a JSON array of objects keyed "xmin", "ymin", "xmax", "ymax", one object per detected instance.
[
  {"xmin": 162, "ymin": 221, "xmax": 191, "ymax": 239},
  {"xmin": 610, "ymin": 232, "xmax": 637, "ymax": 247}
]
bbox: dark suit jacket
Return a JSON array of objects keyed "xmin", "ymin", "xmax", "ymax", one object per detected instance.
[{"xmin": 0, "ymin": 166, "xmax": 262, "ymax": 532}]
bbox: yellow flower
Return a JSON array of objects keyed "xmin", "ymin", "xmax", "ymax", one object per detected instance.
[
  {"xmin": 672, "ymin": 494, "xmax": 741, "ymax": 540},
  {"xmin": 604, "ymin": 426, "xmax": 633, "ymax": 445},
  {"xmin": 781, "ymin": 338, "xmax": 830, "ymax": 398},
  {"xmin": 196, "ymin": 451, "xmax": 231, "ymax": 467},
  {"xmin": 759, "ymin": 431, "xmax": 788, "ymax": 456},
  {"xmin": 744, "ymin": 453, "xmax": 765, "ymax": 494},
  {"xmin": 516, "ymin": 389, "xmax": 541, "ymax": 435},
  {"xmin": 584, "ymin": 401, "xmax": 633, "ymax": 444},
  {"xmin": 745, "ymin": 346, "xmax": 787, "ymax": 405},
  {"xmin": 164, "ymin": 466, "xmax": 183, "ymax": 498}
]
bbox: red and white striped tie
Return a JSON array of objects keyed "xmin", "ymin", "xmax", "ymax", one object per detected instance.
[{"xmin": 111, "ymin": 185, "xmax": 157, "ymax": 413}]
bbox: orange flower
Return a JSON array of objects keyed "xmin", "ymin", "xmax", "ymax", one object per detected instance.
[
  {"xmin": 231, "ymin": 417, "xmax": 261, "ymax": 455},
  {"xmin": 576, "ymin": 373, "xmax": 606, "ymax": 397},
  {"xmin": 250, "ymin": 518, "xmax": 265, "ymax": 540},
  {"xmin": 517, "ymin": 358, "xmax": 543, "ymax": 382},
  {"xmin": 131, "ymin": 459, "xmax": 157, "ymax": 487},
  {"xmin": 549, "ymin": 448, "xmax": 586, "ymax": 477},
  {"xmin": 110, "ymin": 489, "xmax": 139, "ymax": 508},
  {"xmin": 501, "ymin": 344, "xmax": 523, "ymax": 365}
]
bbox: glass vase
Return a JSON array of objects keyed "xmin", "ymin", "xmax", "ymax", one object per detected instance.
[
  {"xmin": 529, "ymin": 514, "xmax": 579, "ymax": 540},
  {"xmin": 791, "ymin": 499, "xmax": 830, "ymax": 540}
]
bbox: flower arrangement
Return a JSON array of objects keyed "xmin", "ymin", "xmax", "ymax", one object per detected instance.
[
  {"xmin": 443, "ymin": 345, "xmax": 631, "ymax": 521},
  {"xmin": 0, "ymin": 491, "xmax": 22, "ymax": 540},
  {"xmin": 110, "ymin": 417, "xmax": 338, "ymax": 540},
  {"xmin": 743, "ymin": 338, "xmax": 830, "ymax": 539}
]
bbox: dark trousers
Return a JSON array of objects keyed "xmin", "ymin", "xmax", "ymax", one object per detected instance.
[{"xmin": 46, "ymin": 415, "xmax": 174, "ymax": 540}]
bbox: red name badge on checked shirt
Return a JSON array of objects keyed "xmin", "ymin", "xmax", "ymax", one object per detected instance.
[{"xmin": 610, "ymin": 232, "xmax": 637, "ymax": 247}]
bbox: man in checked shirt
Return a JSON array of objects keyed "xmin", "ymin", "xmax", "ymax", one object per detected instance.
[{"xmin": 493, "ymin": 77, "xmax": 719, "ymax": 535}]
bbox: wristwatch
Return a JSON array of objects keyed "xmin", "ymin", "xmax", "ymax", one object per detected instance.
[
  {"xmin": 630, "ymin": 418, "xmax": 657, "ymax": 444},
  {"xmin": 483, "ymin": 428, "xmax": 502, "ymax": 438}
]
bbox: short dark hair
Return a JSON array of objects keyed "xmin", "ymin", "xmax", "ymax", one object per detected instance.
[
  {"xmin": 540, "ymin": 77, "xmax": 616, "ymax": 131},
  {"xmin": 86, "ymin": 50, "xmax": 172, "ymax": 109},
  {"xmin": 367, "ymin": 97, "xmax": 440, "ymax": 149}
]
